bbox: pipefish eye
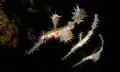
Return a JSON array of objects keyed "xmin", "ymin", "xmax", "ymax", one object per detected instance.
[{"xmin": 44, "ymin": 35, "xmax": 49, "ymax": 40}]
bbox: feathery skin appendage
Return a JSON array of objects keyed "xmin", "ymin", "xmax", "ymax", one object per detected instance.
[
  {"xmin": 72, "ymin": 5, "xmax": 86, "ymax": 24},
  {"xmin": 72, "ymin": 34, "xmax": 104, "ymax": 67},
  {"xmin": 59, "ymin": 31, "xmax": 72, "ymax": 43},
  {"xmin": 51, "ymin": 13, "xmax": 61, "ymax": 29},
  {"xmin": 67, "ymin": 21, "xmax": 75, "ymax": 30},
  {"xmin": 59, "ymin": 28, "xmax": 73, "ymax": 43},
  {"xmin": 62, "ymin": 14, "xmax": 99, "ymax": 60}
]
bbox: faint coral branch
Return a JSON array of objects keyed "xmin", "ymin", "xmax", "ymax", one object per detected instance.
[
  {"xmin": 72, "ymin": 34, "xmax": 104, "ymax": 67},
  {"xmin": 0, "ymin": 8, "xmax": 19, "ymax": 48}
]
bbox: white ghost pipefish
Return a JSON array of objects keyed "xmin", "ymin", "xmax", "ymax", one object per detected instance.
[
  {"xmin": 72, "ymin": 34, "xmax": 104, "ymax": 67},
  {"xmin": 62, "ymin": 14, "xmax": 99, "ymax": 60}
]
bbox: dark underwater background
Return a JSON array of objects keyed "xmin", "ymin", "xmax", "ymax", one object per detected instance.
[{"xmin": 0, "ymin": 0, "xmax": 115, "ymax": 72}]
